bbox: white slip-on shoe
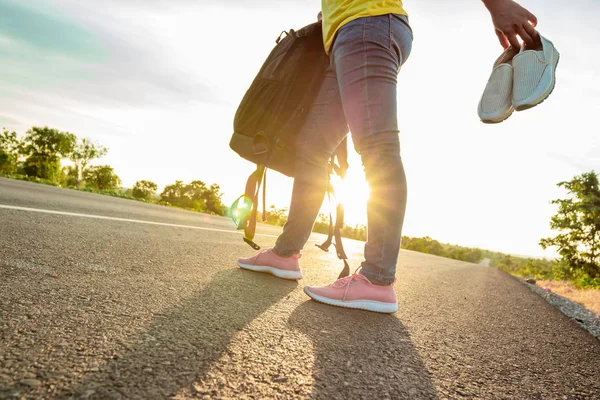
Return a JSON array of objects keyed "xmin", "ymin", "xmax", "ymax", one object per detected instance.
[
  {"xmin": 478, "ymin": 46, "xmax": 519, "ymax": 124},
  {"xmin": 512, "ymin": 35, "xmax": 560, "ymax": 111}
]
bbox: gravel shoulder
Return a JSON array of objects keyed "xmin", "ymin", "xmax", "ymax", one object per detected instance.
[{"xmin": 520, "ymin": 278, "xmax": 600, "ymax": 340}]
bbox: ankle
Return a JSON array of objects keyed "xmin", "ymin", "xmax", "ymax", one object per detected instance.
[
  {"xmin": 369, "ymin": 280, "xmax": 393, "ymax": 286},
  {"xmin": 359, "ymin": 271, "xmax": 394, "ymax": 286},
  {"xmin": 272, "ymin": 248, "xmax": 300, "ymax": 259}
]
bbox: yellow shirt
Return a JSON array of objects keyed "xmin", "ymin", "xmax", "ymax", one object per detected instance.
[{"xmin": 322, "ymin": 0, "xmax": 407, "ymax": 54}]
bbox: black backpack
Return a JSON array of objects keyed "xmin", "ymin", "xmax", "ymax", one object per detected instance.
[{"xmin": 229, "ymin": 21, "xmax": 350, "ymax": 278}]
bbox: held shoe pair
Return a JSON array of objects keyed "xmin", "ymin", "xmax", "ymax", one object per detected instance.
[
  {"xmin": 237, "ymin": 248, "xmax": 398, "ymax": 314},
  {"xmin": 478, "ymin": 35, "xmax": 560, "ymax": 124}
]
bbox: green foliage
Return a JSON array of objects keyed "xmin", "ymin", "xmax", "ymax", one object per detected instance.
[
  {"xmin": 83, "ymin": 165, "xmax": 122, "ymax": 191},
  {"xmin": 160, "ymin": 180, "xmax": 202, "ymax": 210},
  {"xmin": 399, "ymin": 236, "xmax": 484, "ymax": 264},
  {"xmin": 264, "ymin": 205, "xmax": 288, "ymax": 226},
  {"xmin": 205, "ymin": 184, "xmax": 225, "ymax": 215},
  {"xmin": 491, "ymin": 254, "xmax": 554, "ymax": 280},
  {"xmin": 313, "ymin": 213, "xmax": 332, "ymax": 235},
  {"xmin": 0, "ymin": 128, "xmax": 20, "ymax": 174},
  {"xmin": 62, "ymin": 165, "xmax": 79, "ymax": 187},
  {"xmin": 540, "ymin": 171, "xmax": 600, "ymax": 279},
  {"xmin": 447, "ymin": 247, "xmax": 483, "ymax": 263},
  {"xmin": 78, "ymin": 187, "xmax": 132, "ymax": 199},
  {"xmin": 0, "ymin": 152, "xmax": 15, "ymax": 174},
  {"xmin": 20, "ymin": 126, "xmax": 76, "ymax": 158},
  {"xmin": 0, "ymin": 173, "xmax": 61, "ymax": 186},
  {"xmin": 132, "ymin": 180, "xmax": 158, "ymax": 200},
  {"xmin": 572, "ymin": 273, "xmax": 600, "ymax": 289},
  {"xmin": 478, "ymin": 251, "xmax": 600, "ymax": 289},
  {"xmin": 18, "ymin": 126, "xmax": 76, "ymax": 183},
  {"xmin": 160, "ymin": 180, "xmax": 225, "ymax": 215},
  {"xmin": 70, "ymin": 138, "xmax": 108, "ymax": 186},
  {"xmin": 2, "ymin": 125, "xmax": 226, "ymax": 219},
  {"xmin": 160, "ymin": 180, "xmax": 187, "ymax": 206},
  {"xmin": 402, "ymin": 236, "xmax": 445, "ymax": 256},
  {"xmin": 342, "ymin": 224, "xmax": 367, "ymax": 242},
  {"xmin": 22, "ymin": 154, "xmax": 62, "ymax": 181}
]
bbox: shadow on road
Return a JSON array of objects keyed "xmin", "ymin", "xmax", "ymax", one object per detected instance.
[
  {"xmin": 288, "ymin": 301, "xmax": 438, "ymax": 400},
  {"xmin": 61, "ymin": 269, "xmax": 297, "ymax": 399}
]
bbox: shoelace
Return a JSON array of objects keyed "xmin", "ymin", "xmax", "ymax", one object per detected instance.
[
  {"xmin": 253, "ymin": 248, "xmax": 271, "ymax": 263},
  {"xmin": 332, "ymin": 267, "xmax": 364, "ymax": 301}
]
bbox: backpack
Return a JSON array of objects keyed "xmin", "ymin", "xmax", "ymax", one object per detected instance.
[{"xmin": 229, "ymin": 20, "xmax": 350, "ymax": 279}]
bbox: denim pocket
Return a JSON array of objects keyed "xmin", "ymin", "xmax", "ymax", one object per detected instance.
[
  {"xmin": 392, "ymin": 14, "xmax": 413, "ymax": 39},
  {"xmin": 391, "ymin": 14, "xmax": 413, "ymax": 65}
]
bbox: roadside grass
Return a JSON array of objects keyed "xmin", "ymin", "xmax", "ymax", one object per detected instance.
[
  {"xmin": 537, "ymin": 280, "xmax": 600, "ymax": 316},
  {"xmin": 1, "ymin": 173, "xmax": 197, "ymax": 210},
  {"xmin": 0, "ymin": 173, "xmax": 60, "ymax": 187}
]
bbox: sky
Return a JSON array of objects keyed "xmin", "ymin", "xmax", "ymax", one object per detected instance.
[{"xmin": 1, "ymin": 0, "xmax": 599, "ymax": 258}]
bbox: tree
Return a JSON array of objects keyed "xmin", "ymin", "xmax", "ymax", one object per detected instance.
[
  {"xmin": 265, "ymin": 206, "xmax": 288, "ymax": 226},
  {"xmin": 160, "ymin": 180, "xmax": 187, "ymax": 206},
  {"xmin": 132, "ymin": 180, "xmax": 158, "ymax": 200},
  {"xmin": 313, "ymin": 213, "xmax": 331, "ymax": 235},
  {"xmin": 185, "ymin": 180, "xmax": 208, "ymax": 210},
  {"xmin": 540, "ymin": 171, "xmax": 600, "ymax": 279},
  {"xmin": 70, "ymin": 138, "xmax": 108, "ymax": 187},
  {"xmin": 83, "ymin": 165, "xmax": 122, "ymax": 191},
  {"xmin": 159, "ymin": 180, "xmax": 225, "ymax": 214},
  {"xmin": 203, "ymin": 183, "xmax": 225, "ymax": 215},
  {"xmin": 22, "ymin": 154, "xmax": 62, "ymax": 182},
  {"xmin": 341, "ymin": 224, "xmax": 367, "ymax": 241},
  {"xmin": 62, "ymin": 165, "xmax": 79, "ymax": 187},
  {"xmin": 19, "ymin": 126, "xmax": 76, "ymax": 181},
  {"xmin": 464, "ymin": 248, "xmax": 484, "ymax": 264},
  {"xmin": 20, "ymin": 126, "xmax": 76, "ymax": 158},
  {"xmin": 0, "ymin": 128, "xmax": 20, "ymax": 174},
  {"xmin": 403, "ymin": 236, "xmax": 445, "ymax": 256}
]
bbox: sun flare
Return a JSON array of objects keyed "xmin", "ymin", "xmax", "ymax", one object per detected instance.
[{"xmin": 329, "ymin": 168, "xmax": 370, "ymax": 227}]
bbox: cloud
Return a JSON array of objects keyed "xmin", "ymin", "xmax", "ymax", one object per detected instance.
[
  {"xmin": 0, "ymin": 0, "xmax": 219, "ymax": 113},
  {"xmin": 0, "ymin": 0, "xmax": 105, "ymax": 60},
  {"xmin": 0, "ymin": 115, "xmax": 21, "ymax": 126}
]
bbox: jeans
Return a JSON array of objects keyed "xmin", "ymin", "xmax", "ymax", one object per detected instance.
[{"xmin": 273, "ymin": 14, "xmax": 413, "ymax": 284}]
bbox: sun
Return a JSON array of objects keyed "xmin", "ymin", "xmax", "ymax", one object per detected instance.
[{"xmin": 328, "ymin": 167, "xmax": 370, "ymax": 227}]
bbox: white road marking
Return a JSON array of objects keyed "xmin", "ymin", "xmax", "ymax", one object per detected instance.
[{"xmin": 0, "ymin": 204, "xmax": 280, "ymax": 239}]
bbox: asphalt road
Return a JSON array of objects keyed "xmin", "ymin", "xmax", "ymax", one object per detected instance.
[{"xmin": 1, "ymin": 177, "xmax": 599, "ymax": 399}]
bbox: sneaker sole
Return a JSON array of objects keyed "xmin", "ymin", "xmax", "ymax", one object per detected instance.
[
  {"xmin": 478, "ymin": 63, "xmax": 515, "ymax": 124},
  {"xmin": 304, "ymin": 287, "xmax": 398, "ymax": 314},
  {"xmin": 479, "ymin": 106, "xmax": 515, "ymax": 124},
  {"xmin": 238, "ymin": 262, "xmax": 302, "ymax": 280},
  {"xmin": 514, "ymin": 51, "xmax": 560, "ymax": 112}
]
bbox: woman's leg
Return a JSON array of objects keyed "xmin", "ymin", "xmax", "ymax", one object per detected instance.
[
  {"xmin": 273, "ymin": 67, "xmax": 348, "ymax": 257},
  {"xmin": 331, "ymin": 14, "xmax": 413, "ymax": 284}
]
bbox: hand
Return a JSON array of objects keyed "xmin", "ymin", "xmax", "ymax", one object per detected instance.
[{"xmin": 484, "ymin": 0, "xmax": 539, "ymax": 49}]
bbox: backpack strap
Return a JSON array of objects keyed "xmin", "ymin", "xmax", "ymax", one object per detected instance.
[
  {"xmin": 262, "ymin": 169, "xmax": 267, "ymax": 222},
  {"xmin": 333, "ymin": 202, "xmax": 350, "ymax": 279},
  {"xmin": 332, "ymin": 137, "xmax": 349, "ymax": 178},
  {"xmin": 332, "ymin": 138, "xmax": 350, "ymax": 278},
  {"xmin": 316, "ymin": 183, "xmax": 335, "ymax": 252},
  {"xmin": 316, "ymin": 160, "xmax": 350, "ymax": 279},
  {"xmin": 239, "ymin": 165, "xmax": 266, "ymax": 250}
]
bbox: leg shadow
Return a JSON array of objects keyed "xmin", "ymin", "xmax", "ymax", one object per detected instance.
[
  {"xmin": 288, "ymin": 301, "xmax": 438, "ymax": 400},
  {"xmin": 61, "ymin": 269, "xmax": 297, "ymax": 399}
]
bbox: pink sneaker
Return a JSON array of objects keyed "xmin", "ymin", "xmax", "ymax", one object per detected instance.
[
  {"xmin": 237, "ymin": 248, "xmax": 302, "ymax": 280},
  {"xmin": 304, "ymin": 271, "xmax": 398, "ymax": 313}
]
